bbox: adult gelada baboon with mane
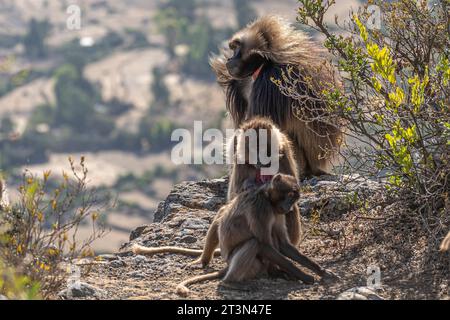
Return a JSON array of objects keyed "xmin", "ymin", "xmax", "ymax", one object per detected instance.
[{"xmin": 210, "ymin": 15, "xmax": 344, "ymax": 178}]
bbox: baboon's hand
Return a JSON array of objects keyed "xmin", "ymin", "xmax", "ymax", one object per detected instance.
[{"xmin": 320, "ymin": 269, "xmax": 340, "ymax": 284}]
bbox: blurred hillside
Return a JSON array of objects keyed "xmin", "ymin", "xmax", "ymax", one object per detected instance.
[{"xmin": 0, "ymin": 0, "xmax": 361, "ymax": 252}]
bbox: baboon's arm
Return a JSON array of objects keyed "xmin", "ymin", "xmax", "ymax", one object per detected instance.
[
  {"xmin": 279, "ymin": 242, "xmax": 338, "ymax": 280},
  {"xmin": 259, "ymin": 243, "xmax": 314, "ymax": 284}
]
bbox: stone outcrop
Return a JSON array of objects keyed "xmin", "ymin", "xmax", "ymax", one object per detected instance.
[{"xmin": 77, "ymin": 175, "xmax": 447, "ymax": 300}]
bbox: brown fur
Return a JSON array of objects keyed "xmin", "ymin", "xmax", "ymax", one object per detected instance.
[
  {"xmin": 177, "ymin": 174, "xmax": 338, "ymax": 296},
  {"xmin": 211, "ymin": 15, "xmax": 344, "ymax": 177},
  {"xmin": 227, "ymin": 117, "xmax": 301, "ymax": 246}
]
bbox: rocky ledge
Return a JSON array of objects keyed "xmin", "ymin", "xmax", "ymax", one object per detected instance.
[{"xmin": 73, "ymin": 175, "xmax": 447, "ymax": 300}]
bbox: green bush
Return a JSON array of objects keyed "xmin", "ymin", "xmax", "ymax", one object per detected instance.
[
  {"xmin": 0, "ymin": 158, "xmax": 108, "ymax": 299},
  {"xmin": 279, "ymin": 0, "xmax": 449, "ymax": 234},
  {"xmin": 139, "ymin": 117, "xmax": 177, "ymax": 151}
]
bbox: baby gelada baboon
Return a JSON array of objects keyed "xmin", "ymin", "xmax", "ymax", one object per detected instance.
[{"xmin": 176, "ymin": 174, "xmax": 338, "ymax": 296}]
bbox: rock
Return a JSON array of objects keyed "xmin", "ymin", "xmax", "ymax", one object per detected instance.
[
  {"xmin": 127, "ymin": 271, "xmax": 146, "ymax": 279},
  {"xmin": 73, "ymin": 174, "xmax": 447, "ymax": 299},
  {"xmin": 182, "ymin": 218, "xmax": 209, "ymax": 230},
  {"xmin": 109, "ymin": 259, "xmax": 127, "ymax": 268},
  {"xmin": 336, "ymin": 287, "xmax": 384, "ymax": 300},
  {"xmin": 59, "ymin": 282, "xmax": 107, "ymax": 299},
  {"xmin": 98, "ymin": 254, "xmax": 119, "ymax": 261},
  {"xmin": 180, "ymin": 235, "xmax": 197, "ymax": 243},
  {"xmin": 298, "ymin": 174, "xmax": 382, "ymax": 218},
  {"xmin": 133, "ymin": 255, "xmax": 148, "ymax": 264},
  {"xmin": 123, "ymin": 174, "xmax": 384, "ymax": 255},
  {"xmin": 0, "ymin": 295, "xmax": 8, "ymax": 300},
  {"xmin": 130, "ymin": 226, "xmax": 148, "ymax": 241},
  {"xmin": 153, "ymin": 178, "xmax": 227, "ymax": 222}
]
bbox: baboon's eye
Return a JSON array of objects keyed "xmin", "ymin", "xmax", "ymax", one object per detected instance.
[{"xmin": 229, "ymin": 40, "xmax": 241, "ymax": 50}]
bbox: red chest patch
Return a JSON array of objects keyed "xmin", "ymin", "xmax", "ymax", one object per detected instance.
[{"xmin": 255, "ymin": 170, "xmax": 273, "ymax": 184}]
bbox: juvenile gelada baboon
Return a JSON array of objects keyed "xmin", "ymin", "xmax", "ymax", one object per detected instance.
[
  {"xmin": 211, "ymin": 15, "xmax": 344, "ymax": 178},
  {"xmin": 227, "ymin": 116, "xmax": 301, "ymax": 246},
  {"xmin": 132, "ymin": 117, "xmax": 302, "ymax": 259},
  {"xmin": 176, "ymin": 174, "xmax": 338, "ymax": 296}
]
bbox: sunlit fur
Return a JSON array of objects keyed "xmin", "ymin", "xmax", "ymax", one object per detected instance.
[
  {"xmin": 211, "ymin": 15, "xmax": 344, "ymax": 177},
  {"xmin": 176, "ymin": 174, "xmax": 327, "ymax": 296},
  {"xmin": 226, "ymin": 117, "xmax": 301, "ymax": 246}
]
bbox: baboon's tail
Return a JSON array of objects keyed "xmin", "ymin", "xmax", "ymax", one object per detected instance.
[
  {"xmin": 131, "ymin": 244, "xmax": 220, "ymax": 257},
  {"xmin": 176, "ymin": 268, "xmax": 228, "ymax": 297},
  {"xmin": 440, "ymin": 232, "xmax": 450, "ymax": 252}
]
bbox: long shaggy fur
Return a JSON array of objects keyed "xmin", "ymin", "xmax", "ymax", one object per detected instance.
[{"xmin": 211, "ymin": 15, "xmax": 344, "ymax": 176}]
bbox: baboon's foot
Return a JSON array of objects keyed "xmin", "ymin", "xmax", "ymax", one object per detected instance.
[{"xmin": 320, "ymin": 269, "xmax": 340, "ymax": 284}]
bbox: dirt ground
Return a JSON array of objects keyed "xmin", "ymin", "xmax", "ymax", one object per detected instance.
[{"xmin": 79, "ymin": 178, "xmax": 449, "ymax": 300}]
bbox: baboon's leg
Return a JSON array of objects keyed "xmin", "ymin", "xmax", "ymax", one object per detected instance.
[
  {"xmin": 267, "ymin": 265, "xmax": 298, "ymax": 280},
  {"xmin": 279, "ymin": 242, "xmax": 338, "ymax": 280},
  {"xmin": 223, "ymin": 239, "xmax": 263, "ymax": 283},
  {"xmin": 285, "ymin": 209, "xmax": 301, "ymax": 246},
  {"xmin": 291, "ymin": 138, "xmax": 308, "ymax": 179},
  {"xmin": 192, "ymin": 219, "xmax": 220, "ymax": 267},
  {"xmin": 258, "ymin": 243, "xmax": 314, "ymax": 284}
]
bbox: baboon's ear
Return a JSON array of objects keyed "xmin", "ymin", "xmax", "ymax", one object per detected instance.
[{"xmin": 273, "ymin": 174, "xmax": 282, "ymax": 183}]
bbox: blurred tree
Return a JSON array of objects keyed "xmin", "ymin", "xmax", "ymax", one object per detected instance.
[
  {"xmin": 23, "ymin": 19, "xmax": 51, "ymax": 59},
  {"xmin": 155, "ymin": 0, "xmax": 234, "ymax": 79},
  {"xmin": 53, "ymin": 64, "xmax": 98, "ymax": 130},
  {"xmin": 160, "ymin": 0, "xmax": 198, "ymax": 22},
  {"xmin": 0, "ymin": 116, "xmax": 14, "ymax": 134},
  {"xmin": 139, "ymin": 117, "xmax": 176, "ymax": 151},
  {"xmin": 150, "ymin": 67, "xmax": 170, "ymax": 114},
  {"xmin": 154, "ymin": 7, "xmax": 188, "ymax": 58},
  {"xmin": 234, "ymin": 0, "xmax": 257, "ymax": 28},
  {"xmin": 27, "ymin": 104, "xmax": 55, "ymax": 129},
  {"xmin": 184, "ymin": 18, "xmax": 211, "ymax": 74}
]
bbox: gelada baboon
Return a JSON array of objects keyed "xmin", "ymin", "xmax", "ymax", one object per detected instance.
[
  {"xmin": 211, "ymin": 15, "xmax": 344, "ymax": 178},
  {"xmin": 176, "ymin": 174, "xmax": 338, "ymax": 296},
  {"xmin": 227, "ymin": 116, "xmax": 301, "ymax": 246},
  {"xmin": 440, "ymin": 232, "xmax": 450, "ymax": 252},
  {"xmin": 132, "ymin": 117, "xmax": 301, "ymax": 258}
]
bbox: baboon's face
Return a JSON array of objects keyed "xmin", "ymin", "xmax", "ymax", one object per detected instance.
[
  {"xmin": 237, "ymin": 129, "xmax": 283, "ymax": 169},
  {"xmin": 226, "ymin": 36, "xmax": 266, "ymax": 79},
  {"xmin": 270, "ymin": 174, "xmax": 300, "ymax": 214}
]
